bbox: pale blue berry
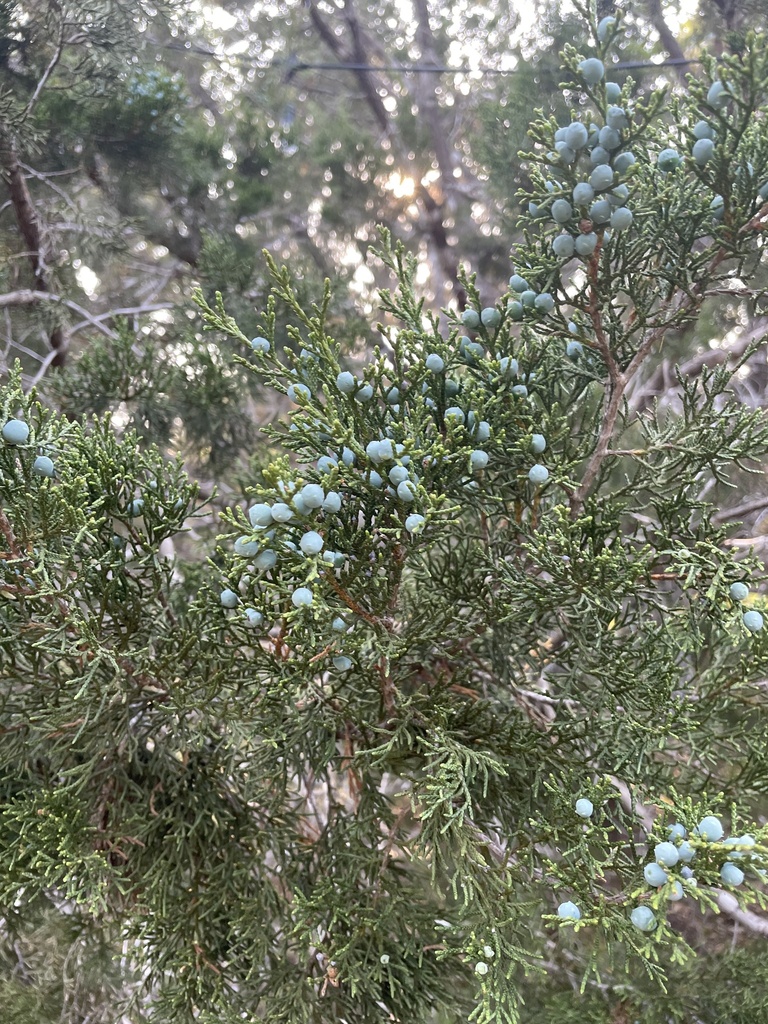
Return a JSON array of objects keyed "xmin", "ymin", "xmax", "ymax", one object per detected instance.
[
  {"xmin": 475, "ymin": 421, "xmax": 491, "ymax": 443},
  {"xmin": 630, "ymin": 906, "xmax": 656, "ymax": 931},
  {"xmin": 287, "ymin": 382, "xmax": 311, "ymax": 403},
  {"xmin": 336, "ymin": 371, "xmax": 357, "ymax": 394},
  {"xmin": 249, "ymin": 503, "xmax": 274, "ymax": 528},
  {"xmin": 589, "ymin": 198, "xmax": 612, "ymax": 223},
  {"xmin": 566, "ymin": 340, "xmax": 584, "ymax": 360},
  {"xmin": 426, "ymin": 353, "xmax": 445, "ymax": 373},
  {"xmin": 743, "ymin": 610, "xmax": 764, "ymax": 632},
  {"xmin": 644, "ymin": 862, "xmax": 668, "ymax": 886},
  {"xmin": 564, "ymin": 122, "xmax": 588, "ymax": 150},
  {"xmin": 707, "ymin": 80, "xmax": 730, "ymax": 109},
  {"xmin": 509, "ymin": 274, "xmax": 529, "ymax": 293},
  {"xmin": 692, "ymin": 137, "xmax": 715, "ymax": 167},
  {"xmin": 575, "ymin": 798, "xmax": 593, "ymax": 817},
  {"xmin": 405, "ymin": 513, "xmax": 426, "ymax": 534},
  {"xmin": 332, "ymin": 616, "xmax": 347, "ymax": 631},
  {"xmin": 607, "ymin": 106, "xmax": 628, "ymax": 131},
  {"xmin": 579, "ymin": 57, "xmax": 605, "ymax": 85},
  {"xmin": 528, "ymin": 464, "xmax": 549, "ymax": 485},
  {"xmin": 333, "ymin": 655, "xmax": 352, "ymax": 672},
  {"xmin": 575, "ymin": 233, "xmax": 598, "ymax": 257},
  {"xmin": 507, "ymin": 300, "xmax": 524, "ymax": 321},
  {"xmin": 475, "ymin": 961, "xmax": 489, "ymax": 976},
  {"xmin": 397, "ymin": 480, "xmax": 416, "ymax": 502},
  {"xmin": 220, "ymin": 588, "xmax": 239, "ymax": 608},
  {"xmin": 301, "ymin": 484, "xmax": 325, "ymax": 508},
  {"xmin": 499, "ymin": 356, "xmax": 519, "ymax": 378},
  {"xmin": 551, "ymin": 199, "xmax": 573, "ymax": 224},
  {"xmin": 553, "ymin": 234, "xmax": 575, "ymax": 259},
  {"xmin": 460, "ymin": 338, "xmax": 485, "ymax": 364},
  {"xmin": 481, "ymin": 307, "xmax": 501, "ymax": 328},
  {"xmin": 721, "ymin": 862, "xmax": 745, "ymax": 886},
  {"xmin": 535, "ymin": 292, "xmax": 555, "ymax": 313},
  {"xmin": 696, "ymin": 815, "xmax": 724, "ymax": 841},
  {"xmin": 589, "ymin": 165, "xmax": 614, "ymax": 191},
  {"xmin": 610, "ymin": 207, "xmax": 633, "ymax": 231},
  {"xmin": 520, "ymin": 289, "xmax": 537, "ymax": 308},
  {"xmin": 32, "ymin": 455, "xmax": 54, "ymax": 478},
  {"xmin": 445, "ymin": 406, "xmax": 465, "ymax": 425},
  {"xmin": 291, "ymin": 587, "xmax": 313, "ymax": 608},
  {"xmin": 293, "ymin": 493, "xmax": 310, "ymax": 515},
  {"xmin": 300, "ymin": 530, "xmax": 324, "ymax": 555},
  {"xmin": 589, "ymin": 146, "xmax": 611, "ymax": 167},
  {"xmin": 234, "ymin": 536, "xmax": 260, "ymax": 556},
  {"xmin": 599, "ymin": 125, "xmax": 621, "ymax": 151},
  {"xmin": 557, "ymin": 901, "xmax": 581, "ymax": 921},
  {"xmin": 613, "ymin": 151, "xmax": 636, "ymax": 174},
  {"xmin": 597, "ymin": 15, "xmax": 616, "ymax": 41},
  {"xmin": 605, "ymin": 81, "xmax": 622, "ymax": 103},
  {"xmin": 657, "ymin": 148, "xmax": 682, "ymax": 172},
  {"xmin": 680, "ymin": 866, "xmax": 694, "ymax": 879},
  {"xmin": 368, "ymin": 470, "xmax": 383, "ymax": 488},
  {"xmin": 271, "ymin": 503, "xmax": 294, "ymax": 523},
  {"xmin": 255, "ymin": 549, "xmax": 278, "ymax": 571},
  {"xmin": 2, "ymin": 419, "xmax": 29, "ymax": 445},
  {"xmin": 693, "ymin": 120, "xmax": 715, "ymax": 141},
  {"xmin": 573, "ymin": 182, "xmax": 595, "ymax": 205},
  {"xmin": 667, "ymin": 823, "xmax": 687, "ymax": 840},
  {"xmin": 322, "ymin": 491, "xmax": 341, "ymax": 513},
  {"xmin": 366, "ymin": 440, "xmax": 385, "ymax": 463},
  {"xmin": 677, "ymin": 841, "xmax": 695, "ymax": 863},
  {"xmin": 512, "ymin": 384, "xmax": 528, "ymax": 398},
  {"xmin": 250, "ymin": 336, "xmax": 270, "ymax": 353},
  {"xmin": 128, "ymin": 498, "xmax": 144, "ymax": 517},
  {"xmin": 355, "ymin": 384, "xmax": 374, "ymax": 403},
  {"xmin": 389, "ymin": 465, "xmax": 410, "ymax": 485},
  {"xmin": 654, "ymin": 842, "xmax": 679, "ymax": 867},
  {"xmin": 470, "ymin": 450, "xmax": 489, "ymax": 470},
  {"xmin": 725, "ymin": 834, "xmax": 755, "ymax": 860},
  {"xmin": 530, "ymin": 434, "xmax": 546, "ymax": 455},
  {"xmin": 342, "ymin": 447, "xmax": 356, "ymax": 466},
  {"xmin": 729, "ymin": 582, "xmax": 749, "ymax": 601},
  {"xmin": 667, "ymin": 881, "xmax": 684, "ymax": 901},
  {"xmin": 244, "ymin": 608, "xmax": 263, "ymax": 627},
  {"xmin": 317, "ymin": 456, "xmax": 338, "ymax": 475}
]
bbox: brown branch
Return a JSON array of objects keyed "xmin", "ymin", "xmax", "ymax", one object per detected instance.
[
  {"xmin": 572, "ymin": 243, "xmax": 733, "ymax": 514},
  {"xmin": 0, "ymin": 137, "xmax": 67, "ymax": 366},
  {"xmin": 322, "ymin": 568, "xmax": 382, "ymax": 628},
  {"xmin": 644, "ymin": 0, "xmax": 690, "ymax": 85},
  {"xmin": 628, "ymin": 316, "xmax": 768, "ymax": 413}
]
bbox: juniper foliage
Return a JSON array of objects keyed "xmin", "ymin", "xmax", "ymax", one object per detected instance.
[{"xmin": 4, "ymin": 11, "xmax": 768, "ymax": 1024}]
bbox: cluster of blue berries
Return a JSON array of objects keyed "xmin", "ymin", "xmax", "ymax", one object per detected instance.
[
  {"xmin": 729, "ymin": 580, "xmax": 764, "ymax": 632},
  {"xmin": 630, "ymin": 815, "xmax": 759, "ymax": 932},
  {"xmin": 524, "ymin": 53, "xmax": 636, "ymax": 267},
  {"xmin": 557, "ymin": 803, "xmax": 763, "ymax": 933},
  {"xmin": 2, "ymin": 418, "xmax": 55, "ymax": 478}
]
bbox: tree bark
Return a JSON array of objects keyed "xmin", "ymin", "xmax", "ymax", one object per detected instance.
[
  {"xmin": 645, "ymin": 0, "xmax": 689, "ymax": 83},
  {"xmin": 0, "ymin": 135, "xmax": 68, "ymax": 366}
]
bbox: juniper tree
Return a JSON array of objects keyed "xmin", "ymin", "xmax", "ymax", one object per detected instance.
[{"xmin": 5, "ymin": 10, "xmax": 768, "ymax": 1024}]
